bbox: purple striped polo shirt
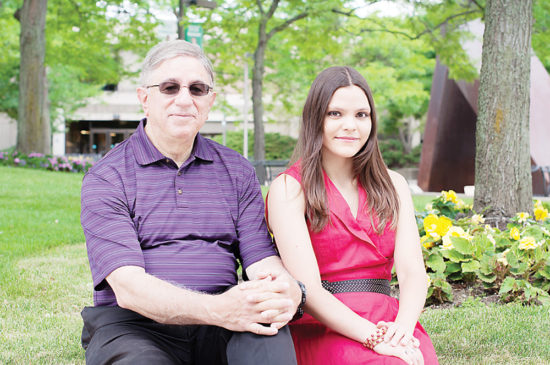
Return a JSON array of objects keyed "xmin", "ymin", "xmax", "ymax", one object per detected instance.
[{"xmin": 81, "ymin": 119, "xmax": 277, "ymax": 307}]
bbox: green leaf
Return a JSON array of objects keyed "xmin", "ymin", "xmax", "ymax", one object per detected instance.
[
  {"xmin": 426, "ymin": 253, "xmax": 446, "ymax": 273},
  {"xmin": 537, "ymin": 293, "xmax": 550, "ymax": 306},
  {"xmin": 479, "ymin": 254, "xmax": 496, "ymax": 275},
  {"xmin": 451, "ymin": 237, "xmax": 474, "ymax": 255},
  {"xmin": 441, "ymin": 249, "xmax": 467, "ymax": 262},
  {"xmin": 499, "ymin": 277, "xmax": 516, "ymax": 294},
  {"xmin": 447, "ymin": 272, "xmax": 464, "ymax": 281},
  {"xmin": 445, "ymin": 261, "xmax": 462, "ymax": 274},
  {"xmin": 477, "ymin": 272, "xmax": 497, "ymax": 283},
  {"xmin": 440, "ymin": 280, "xmax": 454, "ymax": 299},
  {"xmin": 510, "ymin": 262, "xmax": 529, "ymax": 275},
  {"xmin": 538, "ymin": 264, "xmax": 550, "ymax": 280},
  {"xmin": 426, "ymin": 286, "xmax": 434, "ymax": 299},
  {"xmin": 524, "ymin": 285, "xmax": 533, "ymax": 301},
  {"xmin": 506, "ymin": 250, "xmax": 520, "ymax": 268},
  {"xmin": 461, "ymin": 260, "xmax": 481, "ymax": 273}
]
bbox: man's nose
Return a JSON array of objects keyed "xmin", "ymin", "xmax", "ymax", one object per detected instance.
[{"xmin": 174, "ymin": 86, "xmax": 194, "ymax": 105}]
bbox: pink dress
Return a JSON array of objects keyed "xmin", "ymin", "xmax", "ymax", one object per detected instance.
[{"xmin": 276, "ymin": 163, "xmax": 439, "ymax": 365}]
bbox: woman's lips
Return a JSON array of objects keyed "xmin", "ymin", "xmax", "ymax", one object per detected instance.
[{"xmin": 335, "ymin": 136, "xmax": 358, "ymax": 141}]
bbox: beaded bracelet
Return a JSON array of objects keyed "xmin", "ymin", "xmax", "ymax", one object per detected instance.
[{"xmin": 363, "ymin": 327, "xmax": 387, "ymax": 350}]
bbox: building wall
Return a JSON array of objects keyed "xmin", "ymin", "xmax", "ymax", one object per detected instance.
[{"xmin": 0, "ymin": 113, "xmax": 17, "ymax": 150}]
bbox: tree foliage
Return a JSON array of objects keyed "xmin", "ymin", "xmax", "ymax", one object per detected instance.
[
  {"xmin": 0, "ymin": 0, "xmax": 159, "ymax": 127},
  {"xmin": 197, "ymin": 0, "xmax": 347, "ymax": 181}
]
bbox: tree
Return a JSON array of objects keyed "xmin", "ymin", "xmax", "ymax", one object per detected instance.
[
  {"xmin": 250, "ymin": 0, "xmax": 307, "ymax": 181},
  {"xmin": 200, "ymin": 0, "xmax": 346, "ymax": 182},
  {"xmin": 3, "ymin": 0, "xmax": 159, "ymax": 154},
  {"xmin": 16, "ymin": 0, "xmax": 50, "ymax": 154},
  {"xmin": 473, "ymin": 0, "xmax": 533, "ymax": 222}
]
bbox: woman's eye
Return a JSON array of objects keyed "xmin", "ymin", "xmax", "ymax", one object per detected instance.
[
  {"xmin": 357, "ymin": 112, "xmax": 370, "ymax": 118},
  {"xmin": 327, "ymin": 111, "xmax": 340, "ymax": 117}
]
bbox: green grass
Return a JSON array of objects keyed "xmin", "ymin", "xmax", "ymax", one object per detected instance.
[
  {"xmin": 421, "ymin": 305, "xmax": 550, "ymax": 364},
  {"xmin": 0, "ymin": 166, "xmax": 88, "ymax": 364},
  {"xmin": 1, "ymin": 166, "xmax": 548, "ymax": 364}
]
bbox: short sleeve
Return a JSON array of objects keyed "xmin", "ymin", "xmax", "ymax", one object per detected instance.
[
  {"xmin": 236, "ymin": 166, "xmax": 278, "ymax": 270},
  {"xmin": 81, "ymin": 172, "xmax": 145, "ymax": 290}
]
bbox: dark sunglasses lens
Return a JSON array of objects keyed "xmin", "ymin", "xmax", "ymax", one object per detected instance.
[
  {"xmin": 189, "ymin": 83, "xmax": 210, "ymax": 96},
  {"xmin": 158, "ymin": 82, "xmax": 180, "ymax": 95}
]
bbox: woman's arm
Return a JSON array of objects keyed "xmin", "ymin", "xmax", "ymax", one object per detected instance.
[
  {"xmin": 268, "ymin": 174, "xmax": 422, "ymax": 365},
  {"xmin": 268, "ymin": 174, "xmax": 378, "ymax": 342},
  {"xmin": 385, "ymin": 170, "xmax": 428, "ymax": 346}
]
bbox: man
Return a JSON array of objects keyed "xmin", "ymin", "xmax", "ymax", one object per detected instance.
[{"xmin": 80, "ymin": 40, "xmax": 303, "ymax": 364}]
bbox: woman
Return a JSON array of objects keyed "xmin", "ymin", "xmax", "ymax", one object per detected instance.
[{"xmin": 267, "ymin": 66, "xmax": 438, "ymax": 364}]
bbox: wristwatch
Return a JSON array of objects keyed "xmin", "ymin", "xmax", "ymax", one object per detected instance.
[{"xmin": 291, "ymin": 280, "xmax": 307, "ymax": 322}]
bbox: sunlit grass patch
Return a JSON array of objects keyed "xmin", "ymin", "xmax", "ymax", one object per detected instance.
[{"xmin": 0, "ymin": 244, "xmax": 91, "ymax": 364}]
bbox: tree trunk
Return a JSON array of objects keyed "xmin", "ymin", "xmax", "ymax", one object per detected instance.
[
  {"xmin": 176, "ymin": 0, "xmax": 186, "ymax": 40},
  {"xmin": 252, "ymin": 16, "xmax": 268, "ymax": 184},
  {"xmin": 474, "ymin": 0, "xmax": 532, "ymax": 224},
  {"xmin": 17, "ymin": 0, "xmax": 50, "ymax": 155}
]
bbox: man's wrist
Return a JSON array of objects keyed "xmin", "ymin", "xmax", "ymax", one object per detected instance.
[{"xmin": 291, "ymin": 280, "xmax": 306, "ymax": 322}]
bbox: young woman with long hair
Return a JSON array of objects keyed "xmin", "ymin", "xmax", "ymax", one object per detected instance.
[{"xmin": 267, "ymin": 66, "xmax": 438, "ymax": 364}]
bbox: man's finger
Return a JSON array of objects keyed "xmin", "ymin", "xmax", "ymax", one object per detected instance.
[{"xmin": 248, "ymin": 323, "xmax": 278, "ymax": 336}]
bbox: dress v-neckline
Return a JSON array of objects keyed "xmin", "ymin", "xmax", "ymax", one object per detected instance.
[{"xmin": 323, "ymin": 170, "xmax": 363, "ymax": 221}]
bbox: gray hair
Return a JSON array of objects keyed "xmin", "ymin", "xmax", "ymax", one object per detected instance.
[{"xmin": 139, "ymin": 39, "xmax": 215, "ymax": 86}]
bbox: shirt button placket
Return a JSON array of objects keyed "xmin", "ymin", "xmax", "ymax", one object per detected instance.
[{"xmin": 176, "ymin": 169, "xmax": 185, "ymax": 207}]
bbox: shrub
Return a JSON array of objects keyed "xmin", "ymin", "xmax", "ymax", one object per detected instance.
[
  {"xmin": 211, "ymin": 131, "xmax": 296, "ymax": 161},
  {"xmin": 417, "ymin": 191, "xmax": 550, "ymax": 306},
  {"xmin": 0, "ymin": 151, "xmax": 94, "ymax": 173},
  {"xmin": 379, "ymin": 139, "xmax": 421, "ymax": 168}
]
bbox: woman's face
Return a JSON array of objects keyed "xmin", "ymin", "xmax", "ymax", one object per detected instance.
[{"xmin": 321, "ymin": 85, "xmax": 372, "ymax": 161}]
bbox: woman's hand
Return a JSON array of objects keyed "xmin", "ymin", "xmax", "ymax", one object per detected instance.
[
  {"xmin": 373, "ymin": 341, "xmax": 424, "ymax": 365},
  {"xmin": 377, "ymin": 320, "xmax": 420, "ymax": 348}
]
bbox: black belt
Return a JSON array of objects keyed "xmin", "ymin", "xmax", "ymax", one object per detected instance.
[{"xmin": 321, "ymin": 278, "xmax": 391, "ymax": 296}]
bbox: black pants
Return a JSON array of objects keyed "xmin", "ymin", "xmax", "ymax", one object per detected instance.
[{"xmin": 81, "ymin": 306, "xmax": 297, "ymax": 365}]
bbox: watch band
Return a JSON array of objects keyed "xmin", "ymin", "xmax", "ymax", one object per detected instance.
[{"xmin": 291, "ymin": 280, "xmax": 306, "ymax": 322}]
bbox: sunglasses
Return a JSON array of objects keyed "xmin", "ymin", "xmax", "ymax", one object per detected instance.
[{"xmin": 146, "ymin": 81, "xmax": 212, "ymax": 97}]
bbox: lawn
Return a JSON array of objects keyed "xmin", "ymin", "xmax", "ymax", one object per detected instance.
[{"xmin": 1, "ymin": 166, "xmax": 548, "ymax": 364}]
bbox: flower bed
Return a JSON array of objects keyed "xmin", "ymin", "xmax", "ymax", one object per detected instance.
[
  {"xmin": 417, "ymin": 191, "xmax": 550, "ymax": 306},
  {"xmin": 0, "ymin": 151, "xmax": 94, "ymax": 173}
]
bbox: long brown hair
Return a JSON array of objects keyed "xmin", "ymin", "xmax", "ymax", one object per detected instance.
[{"xmin": 291, "ymin": 66, "xmax": 399, "ymax": 234}]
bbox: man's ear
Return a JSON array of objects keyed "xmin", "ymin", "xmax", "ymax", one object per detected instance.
[
  {"xmin": 208, "ymin": 91, "xmax": 217, "ymax": 109},
  {"xmin": 137, "ymin": 87, "xmax": 149, "ymax": 116}
]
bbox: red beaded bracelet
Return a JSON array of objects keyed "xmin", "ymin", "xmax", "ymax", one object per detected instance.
[{"xmin": 363, "ymin": 327, "xmax": 387, "ymax": 350}]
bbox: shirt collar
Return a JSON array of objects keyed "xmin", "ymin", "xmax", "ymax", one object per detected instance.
[{"xmin": 133, "ymin": 118, "xmax": 213, "ymax": 165}]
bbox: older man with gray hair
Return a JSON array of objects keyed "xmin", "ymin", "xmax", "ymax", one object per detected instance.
[{"xmin": 79, "ymin": 40, "xmax": 303, "ymax": 364}]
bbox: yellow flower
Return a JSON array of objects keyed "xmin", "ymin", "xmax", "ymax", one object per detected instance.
[
  {"xmin": 426, "ymin": 274, "xmax": 432, "ymax": 288},
  {"xmin": 534, "ymin": 200, "xmax": 543, "ymax": 209},
  {"xmin": 516, "ymin": 212, "xmax": 529, "ymax": 223},
  {"xmin": 423, "ymin": 214, "xmax": 452, "ymax": 238},
  {"xmin": 455, "ymin": 199, "xmax": 466, "ymax": 210},
  {"xmin": 442, "ymin": 226, "xmax": 471, "ymax": 249},
  {"xmin": 471, "ymin": 214, "xmax": 485, "ymax": 225},
  {"xmin": 420, "ymin": 235, "xmax": 435, "ymax": 249},
  {"xmin": 509, "ymin": 227, "xmax": 520, "ymax": 241},
  {"xmin": 534, "ymin": 206, "xmax": 549, "ymax": 221},
  {"xmin": 442, "ymin": 190, "xmax": 458, "ymax": 204},
  {"xmin": 518, "ymin": 236, "xmax": 537, "ymax": 250},
  {"xmin": 441, "ymin": 239, "xmax": 454, "ymax": 250}
]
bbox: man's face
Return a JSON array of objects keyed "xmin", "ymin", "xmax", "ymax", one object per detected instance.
[{"xmin": 137, "ymin": 55, "xmax": 216, "ymax": 144}]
